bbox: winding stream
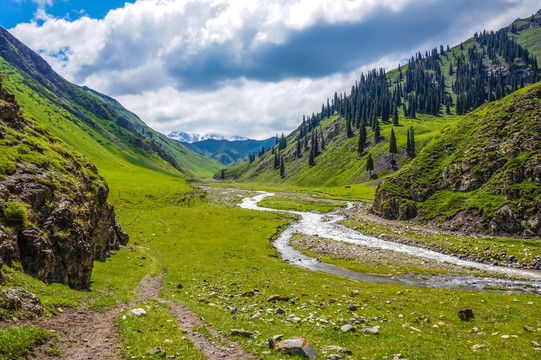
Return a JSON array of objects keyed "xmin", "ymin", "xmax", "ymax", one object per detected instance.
[{"xmin": 240, "ymin": 192, "xmax": 541, "ymax": 293}]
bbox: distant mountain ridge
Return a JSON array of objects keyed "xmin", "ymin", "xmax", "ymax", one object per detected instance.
[
  {"xmin": 184, "ymin": 138, "xmax": 277, "ymax": 167},
  {"xmin": 168, "ymin": 131, "xmax": 249, "ymax": 143}
]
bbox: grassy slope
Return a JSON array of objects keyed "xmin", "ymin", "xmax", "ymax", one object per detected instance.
[
  {"xmin": 223, "ymin": 35, "xmax": 510, "ymax": 196},
  {"xmin": 373, "ymin": 83, "xmax": 541, "ymax": 225},
  {"xmin": 510, "ymin": 10, "xmax": 541, "ymax": 61}
]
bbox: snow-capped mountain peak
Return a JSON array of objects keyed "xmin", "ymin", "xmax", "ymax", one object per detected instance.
[{"xmin": 167, "ymin": 132, "xmax": 249, "ymax": 143}]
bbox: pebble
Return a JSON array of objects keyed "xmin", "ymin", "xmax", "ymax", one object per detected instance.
[{"xmin": 340, "ymin": 324, "xmax": 356, "ymax": 333}]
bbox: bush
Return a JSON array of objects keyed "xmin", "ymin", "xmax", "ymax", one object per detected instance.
[{"xmin": 3, "ymin": 202, "xmax": 28, "ymax": 226}]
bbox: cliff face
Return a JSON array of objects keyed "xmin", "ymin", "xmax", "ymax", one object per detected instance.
[
  {"xmin": 372, "ymin": 84, "xmax": 541, "ymax": 238},
  {"xmin": 0, "ymin": 82, "xmax": 128, "ymax": 289}
]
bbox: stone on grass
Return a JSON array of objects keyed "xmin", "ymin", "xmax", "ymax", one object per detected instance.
[
  {"xmin": 346, "ymin": 304, "xmax": 357, "ymax": 311},
  {"xmin": 273, "ymin": 337, "xmax": 319, "ymax": 360},
  {"xmin": 361, "ymin": 326, "xmax": 380, "ymax": 335},
  {"xmin": 326, "ymin": 355, "xmax": 343, "ymax": 360},
  {"xmin": 128, "ymin": 308, "xmax": 146, "ymax": 316},
  {"xmin": 532, "ymin": 341, "xmax": 541, "ymax": 348},
  {"xmin": 458, "ymin": 308, "xmax": 474, "ymax": 321},
  {"xmin": 242, "ymin": 290, "xmax": 255, "ymax": 297},
  {"xmin": 148, "ymin": 347, "xmax": 162, "ymax": 355},
  {"xmin": 0, "ymin": 289, "xmax": 43, "ymax": 318},
  {"xmin": 340, "ymin": 324, "xmax": 356, "ymax": 333}
]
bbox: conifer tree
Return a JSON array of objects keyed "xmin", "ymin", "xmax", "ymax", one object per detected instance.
[
  {"xmin": 309, "ymin": 147, "xmax": 315, "ymax": 166},
  {"xmin": 304, "ymin": 132, "xmax": 309, "ymax": 151},
  {"xmin": 280, "ymin": 156, "xmax": 285, "ymax": 178},
  {"xmin": 220, "ymin": 169, "xmax": 225, "ymax": 180},
  {"xmin": 296, "ymin": 136, "xmax": 301, "ymax": 158},
  {"xmin": 374, "ymin": 120, "xmax": 381, "ymax": 143},
  {"xmin": 346, "ymin": 118, "xmax": 353, "ymax": 138},
  {"xmin": 320, "ymin": 127, "xmax": 325, "ymax": 150},
  {"xmin": 389, "ymin": 129, "xmax": 397, "ymax": 154},
  {"xmin": 406, "ymin": 126, "xmax": 416, "ymax": 157},
  {"xmin": 358, "ymin": 124, "xmax": 367, "ymax": 154},
  {"xmin": 314, "ymin": 130, "xmax": 319, "ymax": 154},
  {"xmin": 392, "ymin": 106, "xmax": 399, "ymax": 126},
  {"xmin": 274, "ymin": 151, "xmax": 279, "ymax": 169},
  {"xmin": 366, "ymin": 153, "xmax": 374, "ymax": 177}
]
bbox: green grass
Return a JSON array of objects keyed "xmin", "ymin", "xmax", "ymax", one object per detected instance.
[
  {"xmin": 0, "ymin": 327, "xmax": 55, "ymax": 360},
  {"xmin": 117, "ymin": 300, "xmax": 205, "ymax": 359},
  {"xmin": 257, "ymin": 194, "xmax": 346, "ymax": 213},
  {"xmin": 113, "ymin": 189, "xmax": 541, "ymax": 360}
]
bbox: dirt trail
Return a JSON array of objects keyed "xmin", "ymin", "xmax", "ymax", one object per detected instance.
[{"xmin": 2, "ymin": 272, "xmax": 258, "ymax": 360}]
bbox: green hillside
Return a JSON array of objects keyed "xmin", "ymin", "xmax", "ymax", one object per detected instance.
[
  {"xmin": 0, "ymin": 27, "xmax": 221, "ymax": 191},
  {"xmin": 372, "ymin": 83, "xmax": 541, "ymax": 238},
  {"xmin": 224, "ymin": 24, "xmax": 540, "ymax": 192}
]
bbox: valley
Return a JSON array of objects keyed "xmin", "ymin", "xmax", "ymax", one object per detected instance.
[{"xmin": 1, "ymin": 5, "xmax": 541, "ymax": 360}]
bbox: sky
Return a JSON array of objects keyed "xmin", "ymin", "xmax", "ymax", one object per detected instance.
[{"xmin": 1, "ymin": 0, "xmax": 540, "ymax": 139}]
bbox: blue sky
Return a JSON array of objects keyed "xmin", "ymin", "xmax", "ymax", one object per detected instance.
[{"xmin": 3, "ymin": 0, "xmax": 541, "ymax": 138}]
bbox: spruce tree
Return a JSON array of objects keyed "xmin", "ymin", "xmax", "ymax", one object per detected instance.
[
  {"xmin": 346, "ymin": 118, "xmax": 353, "ymax": 138},
  {"xmin": 358, "ymin": 124, "xmax": 367, "ymax": 154},
  {"xmin": 374, "ymin": 120, "xmax": 381, "ymax": 143},
  {"xmin": 392, "ymin": 106, "xmax": 399, "ymax": 126},
  {"xmin": 406, "ymin": 126, "xmax": 416, "ymax": 157},
  {"xmin": 296, "ymin": 136, "xmax": 301, "ymax": 158},
  {"xmin": 389, "ymin": 129, "xmax": 397, "ymax": 154},
  {"xmin": 220, "ymin": 169, "xmax": 225, "ymax": 180},
  {"xmin": 280, "ymin": 156, "xmax": 285, "ymax": 178},
  {"xmin": 309, "ymin": 147, "xmax": 315, "ymax": 166},
  {"xmin": 366, "ymin": 153, "xmax": 374, "ymax": 177}
]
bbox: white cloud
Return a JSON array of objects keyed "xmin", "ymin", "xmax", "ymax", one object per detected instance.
[{"xmin": 8, "ymin": 0, "xmax": 541, "ymax": 138}]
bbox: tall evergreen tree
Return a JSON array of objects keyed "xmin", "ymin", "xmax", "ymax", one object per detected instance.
[
  {"xmin": 406, "ymin": 126, "xmax": 416, "ymax": 157},
  {"xmin": 358, "ymin": 124, "xmax": 367, "ymax": 154},
  {"xmin": 280, "ymin": 156, "xmax": 285, "ymax": 178},
  {"xmin": 309, "ymin": 147, "xmax": 315, "ymax": 166},
  {"xmin": 296, "ymin": 136, "xmax": 302, "ymax": 158},
  {"xmin": 220, "ymin": 169, "xmax": 225, "ymax": 180},
  {"xmin": 346, "ymin": 118, "xmax": 353, "ymax": 138},
  {"xmin": 392, "ymin": 106, "xmax": 399, "ymax": 126},
  {"xmin": 389, "ymin": 129, "xmax": 397, "ymax": 154},
  {"xmin": 374, "ymin": 120, "xmax": 381, "ymax": 142},
  {"xmin": 366, "ymin": 153, "xmax": 374, "ymax": 177}
]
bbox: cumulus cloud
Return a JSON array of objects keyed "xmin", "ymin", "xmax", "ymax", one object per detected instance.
[{"xmin": 8, "ymin": 0, "xmax": 541, "ymax": 137}]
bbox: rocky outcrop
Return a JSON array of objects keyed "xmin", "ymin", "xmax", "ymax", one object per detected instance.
[
  {"xmin": 0, "ymin": 82, "xmax": 128, "ymax": 289},
  {"xmin": 372, "ymin": 84, "xmax": 541, "ymax": 238}
]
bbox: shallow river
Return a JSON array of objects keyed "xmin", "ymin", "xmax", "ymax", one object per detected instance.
[{"xmin": 240, "ymin": 192, "xmax": 541, "ymax": 294}]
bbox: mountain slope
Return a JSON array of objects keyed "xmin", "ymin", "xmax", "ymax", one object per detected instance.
[
  {"xmin": 0, "ymin": 79, "xmax": 127, "ymax": 289},
  {"xmin": 0, "ymin": 27, "xmax": 221, "ymax": 182},
  {"xmin": 372, "ymin": 83, "xmax": 541, "ymax": 238},
  {"xmin": 184, "ymin": 137, "xmax": 276, "ymax": 166},
  {"xmin": 224, "ymin": 20, "xmax": 540, "ymax": 187}
]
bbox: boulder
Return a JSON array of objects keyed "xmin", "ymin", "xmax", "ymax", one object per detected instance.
[
  {"xmin": 458, "ymin": 308, "xmax": 474, "ymax": 321},
  {"xmin": 230, "ymin": 329, "xmax": 254, "ymax": 337},
  {"xmin": 273, "ymin": 337, "xmax": 319, "ymax": 360}
]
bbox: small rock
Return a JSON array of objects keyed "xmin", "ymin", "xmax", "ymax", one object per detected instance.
[
  {"xmin": 458, "ymin": 308, "xmax": 474, "ymax": 321},
  {"xmin": 361, "ymin": 326, "xmax": 380, "ymax": 335},
  {"xmin": 230, "ymin": 329, "xmax": 254, "ymax": 338},
  {"xmin": 128, "ymin": 308, "xmax": 146, "ymax": 316},
  {"xmin": 326, "ymin": 355, "xmax": 343, "ymax": 360},
  {"xmin": 242, "ymin": 290, "xmax": 255, "ymax": 297},
  {"xmin": 532, "ymin": 341, "xmax": 541, "ymax": 348},
  {"xmin": 523, "ymin": 325, "xmax": 534, "ymax": 332},
  {"xmin": 319, "ymin": 300, "xmax": 329, "ymax": 307},
  {"xmin": 346, "ymin": 304, "xmax": 357, "ymax": 311},
  {"xmin": 164, "ymin": 339, "xmax": 173, "ymax": 344},
  {"xmin": 177, "ymin": 284, "xmax": 183, "ymax": 289},
  {"xmin": 340, "ymin": 347, "xmax": 352, "ymax": 355},
  {"xmin": 471, "ymin": 344, "xmax": 486, "ymax": 351},
  {"xmin": 340, "ymin": 324, "xmax": 356, "ymax": 333},
  {"xmin": 273, "ymin": 337, "xmax": 319, "ymax": 360},
  {"xmin": 275, "ymin": 307, "xmax": 286, "ymax": 314},
  {"xmin": 501, "ymin": 335, "xmax": 510, "ymax": 339},
  {"xmin": 148, "ymin": 347, "xmax": 162, "ymax": 355}
]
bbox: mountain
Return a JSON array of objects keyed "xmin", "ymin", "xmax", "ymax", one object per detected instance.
[
  {"xmin": 371, "ymin": 83, "xmax": 541, "ymax": 238},
  {"xmin": 0, "ymin": 26, "xmax": 221, "ymax": 183},
  {"xmin": 222, "ymin": 14, "xmax": 541, "ymax": 188},
  {"xmin": 0, "ymin": 79, "xmax": 127, "ymax": 289},
  {"xmin": 168, "ymin": 131, "xmax": 249, "ymax": 143},
  {"xmin": 184, "ymin": 137, "xmax": 277, "ymax": 166}
]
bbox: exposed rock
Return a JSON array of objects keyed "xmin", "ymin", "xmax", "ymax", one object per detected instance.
[
  {"xmin": 0, "ymin": 84, "xmax": 128, "ymax": 289},
  {"xmin": 458, "ymin": 308, "xmax": 474, "ymax": 321},
  {"xmin": 241, "ymin": 290, "xmax": 255, "ymax": 297},
  {"xmin": 268, "ymin": 294, "xmax": 290, "ymax": 302},
  {"xmin": 273, "ymin": 337, "xmax": 319, "ymax": 360},
  {"xmin": 371, "ymin": 84, "xmax": 541, "ymax": 238},
  {"xmin": 346, "ymin": 303, "xmax": 357, "ymax": 311},
  {"xmin": 0, "ymin": 288, "xmax": 43, "ymax": 319}
]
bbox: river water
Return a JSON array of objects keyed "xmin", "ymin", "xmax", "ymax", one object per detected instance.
[{"xmin": 240, "ymin": 192, "xmax": 541, "ymax": 294}]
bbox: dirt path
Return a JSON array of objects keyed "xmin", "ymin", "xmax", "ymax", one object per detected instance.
[{"xmin": 2, "ymin": 272, "xmax": 258, "ymax": 360}]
